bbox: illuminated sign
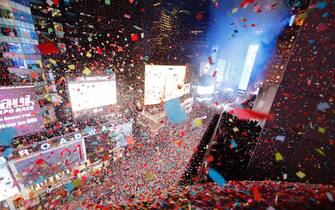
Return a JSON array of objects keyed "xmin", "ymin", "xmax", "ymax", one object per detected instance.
[
  {"xmin": 238, "ymin": 44, "xmax": 259, "ymax": 91},
  {"xmin": 0, "ymin": 86, "xmax": 44, "ymax": 136},
  {"xmin": 68, "ymin": 75, "xmax": 117, "ymax": 118},
  {"xmin": 9, "ymin": 139, "xmax": 86, "ymax": 187},
  {"xmin": 144, "ymin": 65, "xmax": 186, "ymax": 105}
]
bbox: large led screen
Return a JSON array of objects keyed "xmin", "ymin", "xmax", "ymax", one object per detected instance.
[
  {"xmin": 9, "ymin": 139, "xmax": 86, "ymax": 187},
  {"xmin": 144, "ymin": 65, "xmax": 186, "ymax": 105},
  {"xmin": 0, "ymin": 86, "xmax": 44, "ymax": 136},
  {"xmin": 68, "ymin": 76, "xmax": 117, "ymax": 118}
]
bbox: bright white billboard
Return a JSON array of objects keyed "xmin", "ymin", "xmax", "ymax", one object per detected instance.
[
  {"xmin": 144, "ymin": 65, "xmax": 186, "ymax": 105},
  {"xmin": 68, "ymin": 76, "xmax": 117, "ymax": 118}
]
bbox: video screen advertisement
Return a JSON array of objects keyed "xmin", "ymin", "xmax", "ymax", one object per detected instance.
[
  {"xmin": 144, "ymin": 65, "xmax": 187, "ymax": 105},
  {"xmin": 0, "ymin": 86, "xmax": 44, "ymax": 136},
  {"xmin": 67, "ymin": 75, "xmax": 117, "ymax": 118},
  {"xmin": 8, "ymin": 138, "xmax": 86, "ymax": 188}
]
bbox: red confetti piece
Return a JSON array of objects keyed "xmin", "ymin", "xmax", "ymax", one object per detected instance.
[
  {"xmin": 252, "ymin": 186, "xmax": 262, "ymax": 202},
  {"xmin": 35, "ymin": 158, "xmax": 44, "ymax": 165},
  {"xmin": 131, "ymin": 33, "xmax": 139, "ymax": 42},
  {"xmin": 207, "ymin": 155, "xmax": 214, "ymax": 163},
  {"xmin": 179, "ymin": 130, "xmax": 185, "ymax": 137},
  {"xmin": 36, "ymin": 42, "xmax": 59, "ymax": 55},
  {"xmin": 196, "ymin": 11, "xmax": 204, "ymax": 21},
  {"xmin": 240, "ymin": 0, "xmax": 254, "ymax": 8},
  {"xmin": 126, "ymin": 136, "xmax": 134, "ymax": 145},
  {"xmin": 232, "ymin": 108, "xmax": 269, "ymax": 120},
  {"xmin": 31, "ymin": 71, "xmax": 38, "ymax": 79}
]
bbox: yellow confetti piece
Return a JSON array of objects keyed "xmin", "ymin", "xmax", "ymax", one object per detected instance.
[
  {"xmin": 86, "ymin": 52, "xmax": 92, "ymax": 57},
  {"xmin": 49, "ymin": 58, "xmax": 56, "ymax": 64},
  {"xmin": 68, "ymin": 64, "xmax": 75, "ymax": 70},
  {"xmin": 318, "ymin": 127, "xmax": 326, "ymax": 133},
  {"xmin": 315, "ymin": 148, "xmax": 326, "ymax": 156},
  {"xmin": 83, "ymin": 67, "xmax": 91, "ymax": 76},
  {"xmin": 275, "ymin": 152, "xmax": 283, "ymax": 161},
  {"xmin": 232, "ymin": 7, "xmax": 238, "ymax": 14},
  {"xmin": 193, "ymin": 118, "xmax": 203, "ymax": 128},
  {"xmin": 144, "ymin": 172, "xmax": 155, "ymax": 181},
  {"xmin": 296, "ymin": 171, "xmax": 306, "ymax": 179},
  {"xmin": 233, "ymin": 127, "xmax": 239, "ymax": 132}
]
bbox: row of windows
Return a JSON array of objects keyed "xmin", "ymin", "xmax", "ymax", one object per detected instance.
[
  {"xmin": 5, "ymin": 58, "xmax": 42, "ymax": 70},
  {"xmin": 0, "ymin": 8, "xmax": 34, "ymax": 24},
  {"xmin": 11, "ymin": 0, "xmax": 30, "ymax": 7},
  {"xmin": 1, "ymin": 42, "xmax": 38, "ymax": 54},
  {"xmin": 0, "ymin": 26, "xmax": 38, "ymax": 40}
]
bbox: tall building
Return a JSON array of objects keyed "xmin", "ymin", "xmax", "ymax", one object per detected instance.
[
  {"xmin": 0, "ymin": 0, "xmax": 42, "ymax": 77},
  {"xmin": 249, "ymin": 0, "xmax": 334, "ymax": 184},
  {"xmin": 144, "ymin": 0, "xmax": 191, "ymax": 64}
]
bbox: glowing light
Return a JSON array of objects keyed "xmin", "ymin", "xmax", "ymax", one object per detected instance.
[
  {"xmin": 238, "ymin": 44, "xmax": 259, "ymax": 91},
  {"xmin": 68, "ymin": 76, "xmax": 117, "ymax": 112},
  {"xmin": 144, "ymin": 65, "xmax": 186, "ymax": 105},
  {"xmin": 289, "ymin": 15, "xmax": 296, "ymax": 27},
  {"xmin": 197, "ymin": 85, "xmax": 215, "ymax": 95}
]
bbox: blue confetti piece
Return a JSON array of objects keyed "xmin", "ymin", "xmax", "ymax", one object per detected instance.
[
  {"xmin": 322, "ymin": 12, "xmax": 329, "ymax": 17},
  {"xmin": 208, "ymin": 167, "xmax": 226, "ymax": 186},
  {"xmin": 190, "ymin": 190, "xmax": 196, "ymax": 196},
  {"xmin": 164, "ymin": 98, "xmax": 187, "ymax": 125},
  {"xmin": 308, "ymin": 39, "xmax": 315, "ymax": 44},
  {"xmin": 3, "ymin": 148, "xmax": 13, "ymax": 158},
  {"xmin": 0, "ymin": 128, "xmax": 17, "ymax": 146},
  {"xmin": 315, "ymin": 1, "xmax": 327, "ymax": 9},
  {"xmin": 84, "ymin": 126, "xmax": 95, "ymax": 135},
  {"xmin": 289, "ymin": 15, "xmax": 295, "ymax": 26},
  {"xmin": 317, "ymin": 102, "xmax": 330, "ymax": 111},
  {"xmin": 275, "ymin": 135, "xmax": 285, "ymax": 142},
  {"xmin": 231, "ymin": 140, "xmax": 238, "ymax": 148},
  {"xmin": 34, "ymin": 176, "xmax": 45, "ymax": 185},
  {"xmin": 65, "ymin": 182, "xmax": 74, "ymax": 192}
]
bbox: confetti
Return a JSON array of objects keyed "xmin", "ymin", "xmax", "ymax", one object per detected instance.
[
  {"xmin": 296, "ymin": 171, "xmax": 306, "ymax": 179},
  {"xmin": 208, "ymin": 167, "xmax": 226, "ymax": 186},
  {"xmin": 164, "ymin": 98, "xmax": 187, "ymax": 125},
  {"xmin": 274, "ymin": 152, "xmax": 283, "ymax": 161}
]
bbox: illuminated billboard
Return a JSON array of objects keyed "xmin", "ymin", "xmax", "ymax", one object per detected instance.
[
  {"xmin": 0, "ymin": 86, "xmax": 44, "ymax": 136},
  {"xmin": 238, "ymin": 44, "xmax": 259, "ymax": 91},
  {"xmin": 8, "ymin": 139, "xmax": 86, "ymax": 187},
  {"xmin": 144, "ymin": 65, "xmax": 186, "ymax": 105},
  {"xmin": 68, "ymin": 75, "xmax": 117, "ymax": 118}
]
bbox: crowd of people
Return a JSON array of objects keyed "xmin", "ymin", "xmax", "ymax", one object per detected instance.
[
  {"xmin": 27, "ymin": 103, "xmax": 218, "ymax": 209},
  {"xmin": 205, "ymin": 112, "xmax": 262, "ymax": 181}
]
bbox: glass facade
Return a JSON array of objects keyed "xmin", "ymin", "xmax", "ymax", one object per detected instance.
[{"xmin": 0, "ymin": 0, "xmax": 41, "ymax": 72}]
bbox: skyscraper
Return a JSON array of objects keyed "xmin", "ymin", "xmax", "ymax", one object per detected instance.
[{"xmin": 0, "ymin": 0, "xmax": 42, "ymax": 78}]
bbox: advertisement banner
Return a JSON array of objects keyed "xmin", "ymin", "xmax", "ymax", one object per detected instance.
[
  {"xmin": 8, "ymin": 139, "xmax": 86, "ymax": 187},
  {"xmin": 144, "ymin": 65, "xmax": 186, "ymax": 105},
  {"xmin": 0, "ymin": 86, "xmax": 44, "ymax": 136},
  {"xmin": 68, "ymin": 75, "xmax": 117, "ymax": 118}
]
